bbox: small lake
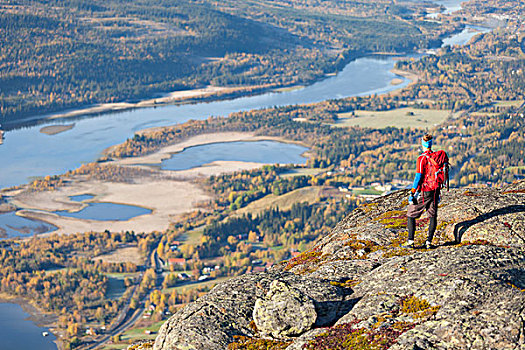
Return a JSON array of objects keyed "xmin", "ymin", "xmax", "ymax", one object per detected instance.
[
  {"xmin": 0, "ymin": 211, "xmax": 57, "ymax": 240},
  {"xmin": 69, "ymin": 194, "xmax": 95, "ymax": 202},
  {"xmin": 54, "ymin": 202, "xmax": 151, "ymax": 221},
  {"xmin": 0, "ymin": 303, "xmax": 58, "ymax": 350},
  {"xmin": 161, "ymin": 141, "xmax": 308, "ymax": 171}
]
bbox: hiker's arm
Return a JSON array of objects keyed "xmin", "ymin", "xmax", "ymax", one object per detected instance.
[
  {"xmin": 411, "ymin": 156, "xmax": 423, "ymax": 194},
  {"xmin": 411, "ymin": 173, "xmax": 422, "ymax": 194}
]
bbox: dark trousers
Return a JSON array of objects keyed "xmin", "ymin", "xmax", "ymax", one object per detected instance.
[
  {"xmin": 408, "ymin": 216, "xmax": 437, "ymax": 242},
  {"xmin": 407, "ymin": 190, "xmax": 439, "ymax": 242}
]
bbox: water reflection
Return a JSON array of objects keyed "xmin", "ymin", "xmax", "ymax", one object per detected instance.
[{"xmin": 0, "ymin": 303, "xmax": 57, "ymax": 350}]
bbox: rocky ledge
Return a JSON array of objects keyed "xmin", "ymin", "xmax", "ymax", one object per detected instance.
[{"xmin": 150, "ymin": 181, "xmax": 525, "ymax": 350}]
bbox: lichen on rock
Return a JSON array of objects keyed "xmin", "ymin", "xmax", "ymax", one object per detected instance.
[
  {"xmin": 152, "ymin": 181, "xmax": 525, "ymax": 350},
  {"xmin": 253, "ymin": 280, "xmax": 317, "ymax": 338}
]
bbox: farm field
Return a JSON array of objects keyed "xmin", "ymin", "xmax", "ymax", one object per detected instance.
[
  {"xmin": 235, "ymin": 186, "xmax": 322, "ymax": 217},
  {"xmin": 335, "ymin": 107, "xmax": 451, "ymax": 129}
]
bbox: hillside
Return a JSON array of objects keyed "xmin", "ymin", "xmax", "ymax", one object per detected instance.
[
  {"xmin": 0, "ymin": 0, "xmax": 450, "ymax": 124},
  {"xmin": 143, "ymin": 180, "xmax": 524, "ymax": 349}
]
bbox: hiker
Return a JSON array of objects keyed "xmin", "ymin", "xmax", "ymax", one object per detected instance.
[{"xmin": 403, "ymin": 134, "xmax": 449, "ymax": 249}]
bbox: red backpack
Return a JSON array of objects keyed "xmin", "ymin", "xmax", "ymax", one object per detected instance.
[{"xmin": 421, "ymin": 150, "xmax": 449, "ymax": 192}]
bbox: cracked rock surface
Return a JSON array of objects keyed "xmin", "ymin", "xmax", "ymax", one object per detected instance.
[{"xmin": 153, "ymin": 181, "xmax": 525, "ymax": 350}]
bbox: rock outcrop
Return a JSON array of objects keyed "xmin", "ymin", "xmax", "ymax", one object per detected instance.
[
  {"xmin": 153, "ymin": 181, "xmax": 525, "ymax": 350},
  {"xmin": 253, "ymin": 280, "xmax": 317, "ymax": 338}
]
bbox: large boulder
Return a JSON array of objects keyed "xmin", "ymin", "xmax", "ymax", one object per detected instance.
[{"xmin": 253, "ymin": 280, "xmax": 317, "ymax": 338}]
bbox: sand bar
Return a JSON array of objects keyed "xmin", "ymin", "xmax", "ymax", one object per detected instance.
[
  {"xmin": 40, "ymin": 123, "xmax": 75, "ymax": 135},
  {"xmin": 40, "ymin": 86, "xmax": 238, "ymax": 122},
  {"xmin": 10, "ymin": 132, "xmax": 308, "ymax": 235}
]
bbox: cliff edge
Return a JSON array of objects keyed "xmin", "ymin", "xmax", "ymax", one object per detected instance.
[{"xmin": 150, "ymin": 181, "xmax": 525, "ymax": 350}]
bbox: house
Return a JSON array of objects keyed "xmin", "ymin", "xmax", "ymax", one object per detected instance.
[{"xmin": 168, "ymin": 258, "xmax": 186, "ymax": 267}]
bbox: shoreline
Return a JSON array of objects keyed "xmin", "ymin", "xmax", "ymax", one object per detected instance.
[
  {"xmin": 3, "ymin": 84, "xmax": 275, "ymax": 130},
  {"xmin": 8, "ymin": 132, "xmax": 307, "ymax": 236},
  {"xmin": 0, "ymin": 293, "xmax": 57, "ymax": 327},
  {"xmin": 4, "ymin": 50, "xmax": 420, "ymax": 132},
  {"xmin": 0, "ymin": 293, "xmax": 60, "ymax": 349},
  {"xmin": 388, "ymin": 68, "xmax": 419, "ymax": 94}
]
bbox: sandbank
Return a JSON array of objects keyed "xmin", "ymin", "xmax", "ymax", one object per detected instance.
[
  {"xmin": 390, "ymin": 68, "xmax": 419, "ymax": 88},
  {"xmin": 16, "ymin": 178, "xmax": 211, "ymax": 235},
  {"xmin": 10, "ymin": 131, "xmax": 308, "ymax": 235},
  {"xmin": 168, "ymin": 160, "xmax": 270, "ymax": 180},
  {"xmin": 40, "ymin": 124, "xmax": 75, "ymax": 135},
  {"xmin": 390, "ymin": 78, "xmax": 404, "ymax": 86},
  {"xmin": 40, "ymin": 86, "xmax": 239, "ymax": 122}
]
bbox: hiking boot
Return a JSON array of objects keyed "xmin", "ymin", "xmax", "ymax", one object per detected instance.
[
  {"xmin": 401, "ymin": 240, "xmax": 414, "ymax": 249},
  {"xmin": 425, "ymin": 241, "xmax": 434, "ymax": 249}
]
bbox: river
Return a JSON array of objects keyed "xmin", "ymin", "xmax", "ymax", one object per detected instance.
[
  {"xmin": 0, "ymin": 0, "xmax": 485, "ymax": 189},
  {"xmin": 0, "ymin": 56, "xmax": 409, "ymax": 189}
]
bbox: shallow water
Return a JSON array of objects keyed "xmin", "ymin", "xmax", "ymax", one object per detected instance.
[
  {"xmin": 441, "ymin": 25, "xmax": 491, "ymax": 47},
  {"xmin": 0, "ymin": 211, "xmax": 57, "ymax": 239},
  {"xmin": 69, "ymin": 194, "xmax": 95, "ymax": 202},
  {"xmin": 161, "ymin": 141, "xmax": 308, "ymax": 171},
  {"xmin": 54, "ymin": 202, "xmax": 151, "ymax": 221}
]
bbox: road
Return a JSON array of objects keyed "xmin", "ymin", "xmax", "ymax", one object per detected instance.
[{"xmin": 78, "ymin": 241, "xmax": 163, "ymax": 350}]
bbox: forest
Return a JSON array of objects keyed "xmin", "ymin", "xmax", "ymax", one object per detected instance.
[{"xmin": 0, "ymin": 0, "xmax": 455, "ymax": 123}]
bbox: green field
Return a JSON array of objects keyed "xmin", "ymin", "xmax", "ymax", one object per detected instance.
[
  {"xmin": 235, "ymin": 186, "xmax": 322, "ymax": 217},
  {"xmin": 335, "ymin": 107, "xmax": 450, "ymax": 129},
  {"xmin": 273, "ymin": 85, "xmax": 305, "ymax": 93},
  {"xmin": 180, "ymin": 226, "xmax": 205, "ymax": 246},
  {"xmin": 352, "ymin": 188, "xmax": 383, "ymax": 195},
  {"xmin": 505, "ymin": 166, "xmax": 525, "ymax": 171}
]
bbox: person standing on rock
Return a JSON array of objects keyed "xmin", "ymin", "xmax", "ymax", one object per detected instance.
[{"xmin": 403, "ymin": 134, "xmax": 449, "ymax": 249}]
